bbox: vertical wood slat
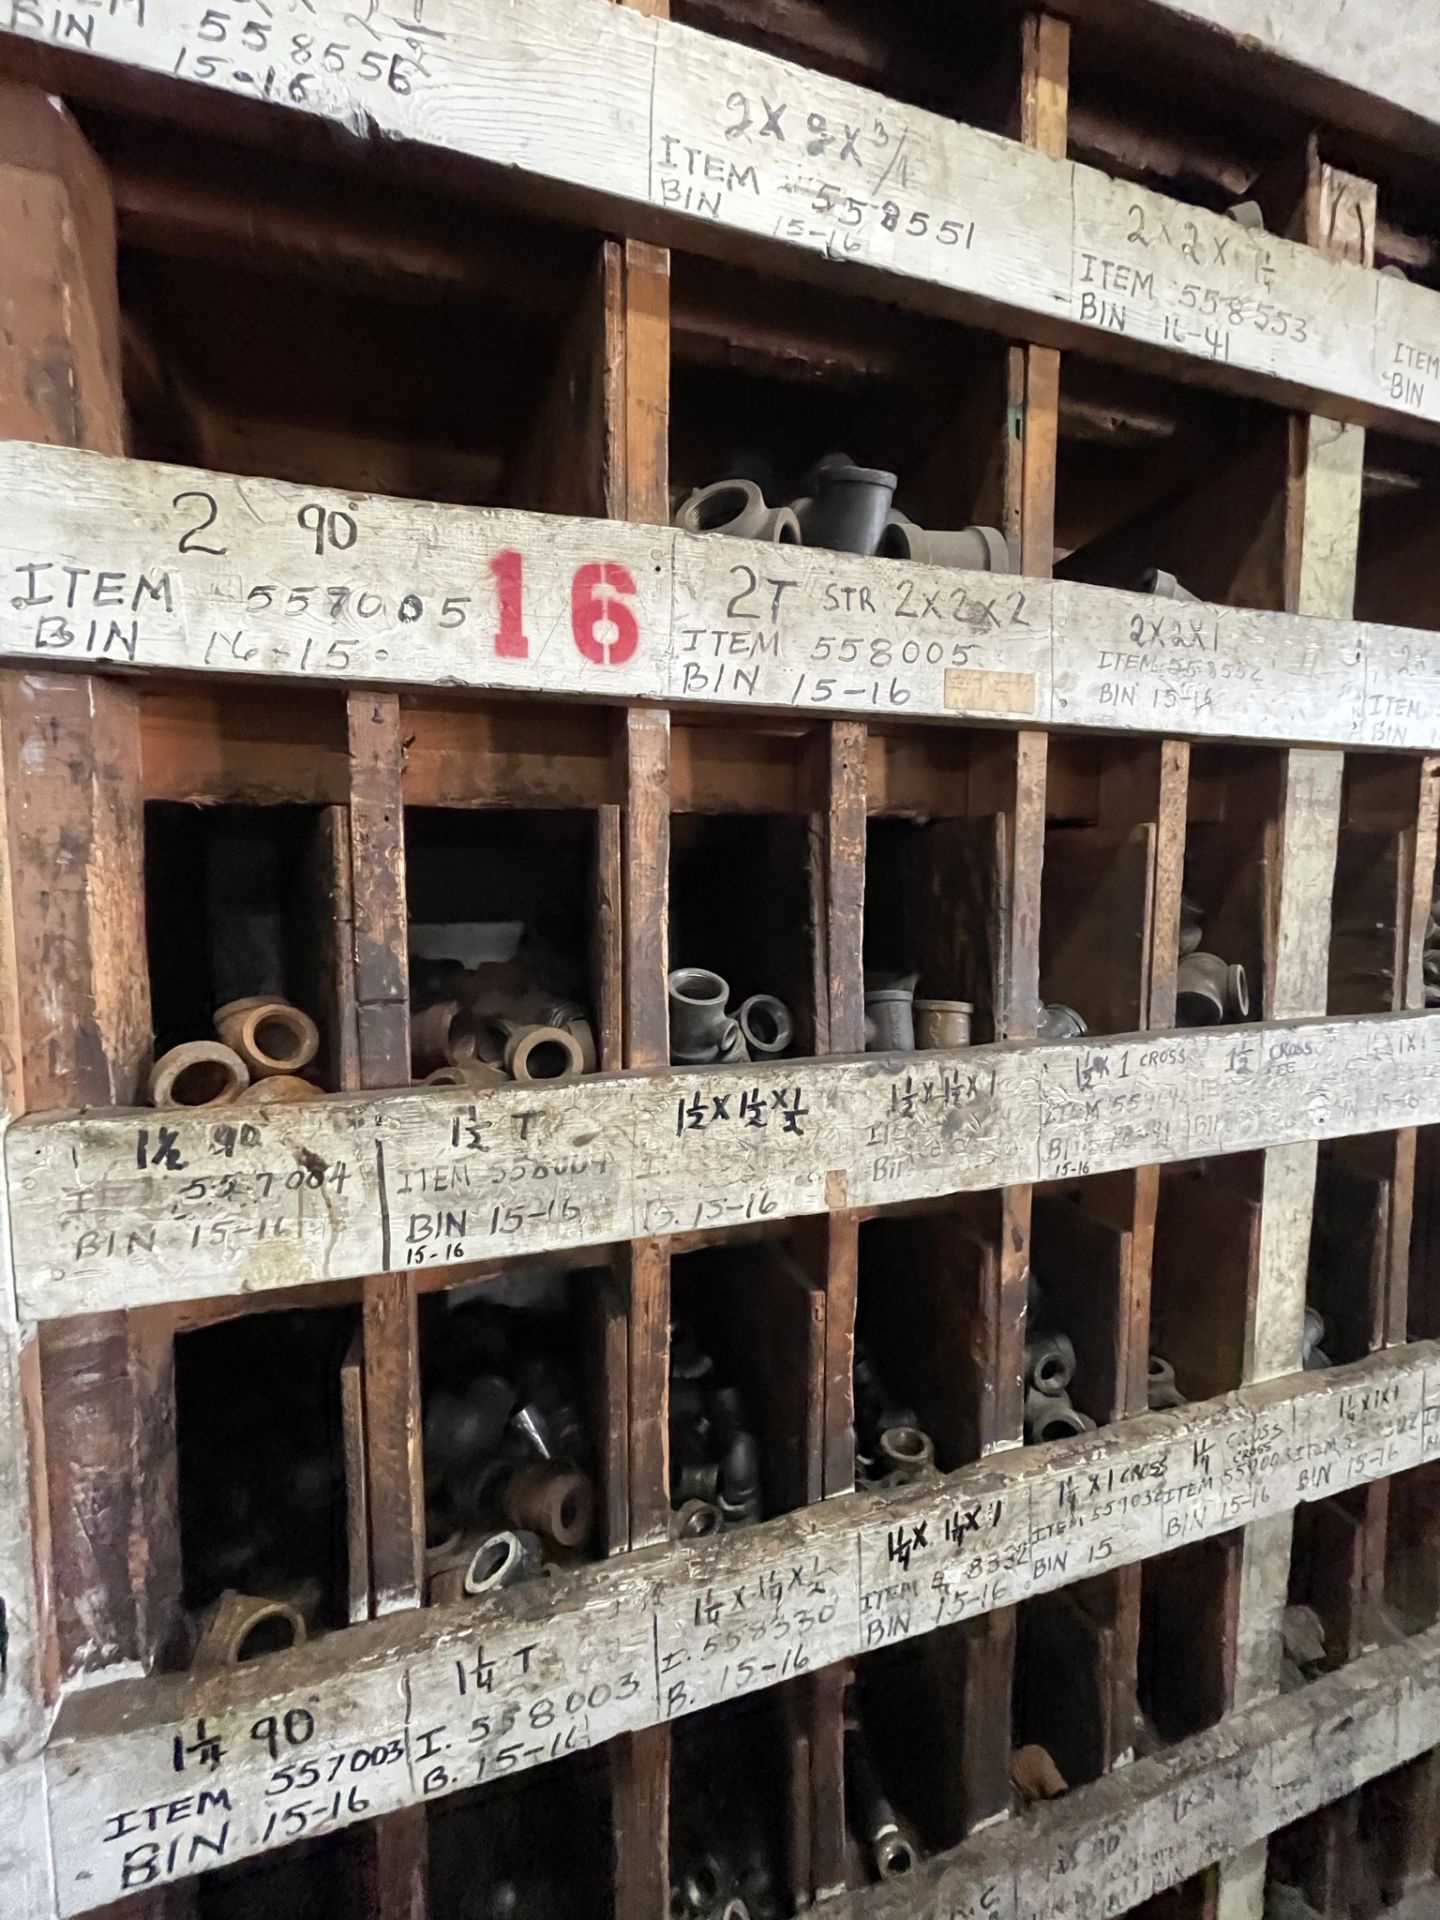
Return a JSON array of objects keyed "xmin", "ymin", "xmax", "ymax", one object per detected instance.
[
  {"xmin": 1215, "ymin": 150, "xmax": 1370, "ymax": 1920},
  {"xmin": 0, "ymin": 87, "xmax": 189, "ymax": 1716},
  {"xmin": 601, "ymin": 73, "xmax": 676, "ymax": 1920},
  {"xmin": 345, "ymin": 690, "xmax": 427, "ymax": 1920}
]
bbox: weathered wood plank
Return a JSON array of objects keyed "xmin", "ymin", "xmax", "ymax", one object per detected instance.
[
  {"xmin": 6, "ymin": 443, "xmax": 1439, "ymax": 750},
  {"xmin": 3, "ymin": 0, "xmax": 1440, "ymax": 429},
  {"xmin": 12, "ymin": 1009, "xmax": 1440, "ymax": 1318},
  {"xmin": 36, "ymin": 1343, "xmax": 1440, "ymax": 1913}
]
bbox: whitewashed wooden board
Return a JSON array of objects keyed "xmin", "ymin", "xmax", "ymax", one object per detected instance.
[
  {"xmin": 11, "ymin": 1012, "xmax": 1440, "ymax": 1318},
  {"xmin": 5, "ymin": 444, "xmax": 1440, "ymax": 750},
  {"xmin": 2, "ymin": 0, "xmax": 1440, "ymax": 427},
  {"xmin": 36, "ymin": 1345, "xmax": 1439, "ymax": 1914}
]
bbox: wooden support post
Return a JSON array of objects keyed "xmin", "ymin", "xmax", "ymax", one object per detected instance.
[
  {"xmin": 345, "ymin": 689, "xmax": 428, "ymax": 1920},
  {"xmin": 0, "ymin": 86, "xmax": 188, "ymax": 1727},
  {"xmin": 1215, "ymin": 149, "xmax": 1368, "ymax": 1920}
]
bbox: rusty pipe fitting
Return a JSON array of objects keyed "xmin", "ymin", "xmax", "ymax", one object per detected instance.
[
  {"xmin": 502, "ymin": 1024, "xmax": 584, "ymax": 1082},
  {"xmin": 214, "ymin": 997, "xmax": 320, "ymax": 1078},
  {"xmin": 675, "ymin": 479, "xmax": 800, "ymax": 544},
  {"xmin": 149, "ymin": 1042, "xmax": 250, "ymax": 1108},
  {"xmin": 795, "ymin": 463, "xmax": 897, "ymax": 556},
  {"xmin": 670, "ymin": 1497, "xmax": 722, "ymax": 1541},
  {"xmin": 1177, "ymin": 952, "xmax": 1249, "ymax": 1026},
  {"xmin": 669, "ymin": 968, "xmax": 732, "ymax": 1060},
  {"xmin": 877, "ymin": 1425, "xmax": 936, "ymax": 1479},
  {"xmin": 1025, "ymin": 1388, "xmax": 1096, "ymax": 1444},
  {"xmin": 1011, "ymin": 1744, "xmax": 1068, "ymax": 1803},
  {"xmin": 424, "ymin": 1062, "xmax": 511, "ymax": 1089},
  {"xmin": 411, "ymin": 998, "xmax": 473, "ymax": 1076},
  {"xmin": 737, "ymin": 993, "xmax": 793, "ymax": 1058},
  {"xmin": 236, "ymin": 1073, "xmax": 321, "ymax": 1105},
  {"xmin": 879, "ymin": 514, "xmax": 1013, "ymax": 573},
  {"xmin": 1026, "ymin": 1330, "xmax": 1076, "ymax": 1396},
  {"xmin": 191, "ymin": 1590, "xmax": 307, "ymax": 1668},
  {"xmin": 503, "ymin": 1463, "xmax": 595, "ymax": 1550},
  {"xmin": 914, "ymin": 998, "xmax": 973, "ymax": 1049}
]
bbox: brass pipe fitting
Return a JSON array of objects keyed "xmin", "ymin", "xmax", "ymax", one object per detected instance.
[
  {"xmin": 1011, "ymin": 1743, "xmax": 1068, "ymax": 1803},
  {"xmin": 914, "ymin": 998, "xmax": 973, "ymax": 1049},
  {"xmin": 502, "ymin": 1024, "xmax": 584, "ymax": 1082},
  {"xmin": 191, "ymin": 1590, "xmax": 307, "ymax": 1668},
  {"xmin": 148, "ymin": 1041, "xmax": 249, "ymax": 1108},
  {"xmin": 411, "ymin": 998, "xmax": 473, "ymax": 1076},
  {"xmin": 214, "ymin": 996, "xmax": 320, "ymax": 1077},
  {"xmin": 237, "ymin": 1074, "xmax": 320, "ymax": 1105},
  {"xmin": 424, "ymin": 1062, "xmax": 511, "ymax": 1089},
  {"xmin": 503, "ymin": 1463, "xmax": 595, "ymax": 1549}
]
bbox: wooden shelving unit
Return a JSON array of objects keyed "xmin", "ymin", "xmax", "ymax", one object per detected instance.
[{"xmin": 2, "ymin": 3, "xmax": 1440, "ymax": 1918}]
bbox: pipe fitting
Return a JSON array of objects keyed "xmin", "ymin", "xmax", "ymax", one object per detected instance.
[
  {"xmin": 670, "ymin": 1497, "xmax": 722, "ymax": 1541},
  {"xmin": 1136, "ymin": 567, "xmax": 1199, "ymax": 602},
  {"xmin": 717, "ymin": 1022, "xmax": 750, "ymax": 1064},
  {"xmin": 1025, "ymin": 1388, "xmax": 1096, "ymax": 1444},
  {"xmin": 865, "ymin": 984, "xmax": 916, "ymax": 1052},
  {"xmin": 794, "ymin": 463, "xmax": 897, "ymax": 556},
  {"xmin": 675, "ymin": 479, "xmax": 800, "ymax": 544},
  {"xmin": 877, "ymin": 1425, "xmax": 936, "ymax": 1478},
  {"xmin": 669, "ymin": 968, "xmax": 732, "ymax": 1059},
  {"xmin": 1176, "ymin": 952, "xmax": 1249, "ymax": 1026},
  {"xmin": 736, "ymin": 993, "xmax": 793, "ymax": 1057},
  {"xmin": 1179, "ymin": 894, "xmax": 1204, "ymax": 957},
  {"xmin": 1037, "ymin": 1002, "xmax": 1087, "ymax": 1040},
  {"xmin": 503, "ymin": 1462, "xmax": 595, "ymax": 1549},
  {"xmin": 1026, "ymin": 1329, "xmax": 1076, "ymax": 1396},
  {"xmin": 502, "ymin": 1024, "xmax": 584, "ymax": 1082},
  {"xmin": 879, "ymin": 513, "xmax": 1013, "ymax": 573},
  {"xmin": 236, "ymin": 1073, "xmax": 321, "ymax": 1104},
  {"xmin": 411, "ymin": 998, "xmax": 473, "ymax": 1076},
  {"xmin": 214, "ymin": 997, "xmax": 320, "ymax": 1078},
  {"xmin": 148, "ymin": 1041, "xmax": 249, "ymax": 1108},
  {"xmin": 676, "ymin": 1458, "xmax": 721, "ymax": 1504},
  {"xmin": 718, "ymin": 1428, "xmax": 763, "ymax": 1527},
  {"xmin": 913, "ymin": 998, "xmax": 973, "ymax": 1049},
  {"xmin": 191, "ymin": 1590, "xmax": 307, "ymax": 1668},
  {"xmin": 464, "ymin": 1528, "xmax": 542, "ymax": 1594},
  {"xmin": 423, "ymin": 1061, "xmax": 511, "ymax": 1089},
  {"xmin": 1010, "ymin": 1743, "xmax": 1068, "ymax": 1803},
  {"xmin": 846, "ymin": 1723, "xmax": 915, "ymax": 1882}
]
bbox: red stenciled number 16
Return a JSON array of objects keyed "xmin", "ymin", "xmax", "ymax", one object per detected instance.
[{"xmin": 487, "ymin": 552, "xmax": 640, "ymax": 666}]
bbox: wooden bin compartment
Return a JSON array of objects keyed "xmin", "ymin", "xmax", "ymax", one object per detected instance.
[
  {"xmin": 1150, "ymin": 1153, "xmax": 1264, "ymax": 1404},
  {"xmin": 1180, "ymin": 746, "xmax": 1283, "ymax": 1027},
  {"xmin": 176, "ymin": 1303, "xmax": 359, "ymax": 1665},
  {"xmin": 1329, "ymin": 754, "xmax": 1436, "ymax": 1018},
  {"xmin": 1358, "ymin": 432, "xmax": 1440, "ymax": 670},
  {"xmin": 668, "ymin": 249, "xmax": 1011, "ymax": 560},
  {"xmin": 669, "ymin": 1689, "xmax": 808, "ymax": 1919},
  {"xmin": 1030, "ymin": 1174, "xmax": 1141, "ymax": 1438},
  {"xmin": 854, "ymin": 1195, "xmax": 1006, "ymax": 1479},
  {"xmin": 865, "ymin": 728, "xmax": 1024, "ymax": 1053},
  {"xmin": 1137, "ymin": 1534, "xmax": 1240, "ymax": 1749},
  {"xmin": 417, "ymin": 1261, "xmax": 627, "ymax": 1589},
  {"xmin": 667, "ymin": 1234, "xmax": 825, "ymax": 1531},
  {"xmin": 428, "ymin": 1747, "xmax": 614, "ymax": 1920},
  {"xmin": 1041, "ymin": 736, "xmax": 1177, "ymax": 1042},
  {"xmin": 99, "ymin": 113, "xmax": 607, "ymax": 515}
]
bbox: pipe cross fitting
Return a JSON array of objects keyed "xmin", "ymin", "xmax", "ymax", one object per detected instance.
[
  {"xmin": 736, "ymin": 994, "xmax": 792, "ymax": 1058},
  {"xmin": 149, "ymin": 1041, "xmax": 250, "ymax": 1108},
  {"xmin": 675, "ymin": 479, "xmax": 800, "ymax": 545},
  {"xmin": 669, "ymin": 968, "xmax": 733, "ymax": 1060},
  {"xmin": 214, "ymin": 997, "xmax": 320, "ymax": 1078}
]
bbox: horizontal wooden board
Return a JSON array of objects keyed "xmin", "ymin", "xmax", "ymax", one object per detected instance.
[
  {"xmin": 11, "ymin": 1011, "xmax": 1440, "ymax": 1319},
  {"xmin": 829, "ymin": 1615, "xmax": 1440, "ymax": 1919},
  {"xmin": 3, "ymin": 0, "xmax": 1440, "ymax": 430},
  {"xmin": 4, "ymin": 443, "xmax": 1440, "ymax": 750},
  {"xmin": 40, "ymin": 1345, "xmax": 1439, "ymax": 1913}
]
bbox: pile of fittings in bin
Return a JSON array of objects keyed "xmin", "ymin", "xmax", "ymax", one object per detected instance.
[
  {"xmin": 1176, "ymin": 893, "xmax": 1249, "ymax": 1025},
  {"xmin": 674, "ymin": 451, "xmax": 1015, "ymax": 569},
  {"xmin": 669, "ymin": 1322, "xmax": 764, "ymax": 1540},
  {"xmin": 863, "ymin": 973, "xmax": 972, "ymax": 1052},
  {"xmin": 149, "ymin": 994, "xmax": 324, "ymax": 1107},
  {"xmin": 845, "ymin": 1697, "xmax": 918, "ymax": 1883},
  {"xmin": 1024, "ymin": 1275, "xmax": 1097, "ymax": 1444},
  {"xmin": 853, "ymin": 1343, "xmax": 938, "ymax": 1487},
  {"xmin": 422, "ymin": 1295, "xmax": 596, "ymax": 1603},
  {"xmin": 668, "ymin": 968, "xmax": 794, "ymax": 1066},
  {"xmin": 180, "ymin": 1313, "xmax": 345, "ymax": 1669},
  {"xmin": 411, "ymin": 940, "xmax": 597, "ymax": 1088}
]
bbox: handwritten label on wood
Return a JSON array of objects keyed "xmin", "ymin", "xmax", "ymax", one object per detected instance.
[{"xmin": 4, "ymin": 445, "xmax": 1440, "ymax": 747}]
